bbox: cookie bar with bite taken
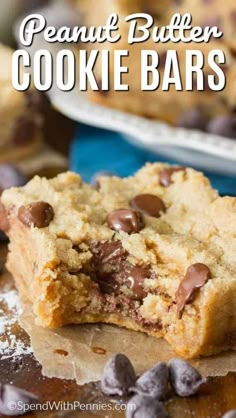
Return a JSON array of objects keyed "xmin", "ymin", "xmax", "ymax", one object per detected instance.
[{"xmin": 1, "ymin": 163, "xmax": 236, "ymax": 358}]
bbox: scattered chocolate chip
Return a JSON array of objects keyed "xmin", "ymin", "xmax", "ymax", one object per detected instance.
[
  {"xmin": 126, "ymin": 266, "xmax": 150, "ymax": 300},
  {"xmin": 11, "ymin": 118, "xmax": 37, "ymax": 146},
  {"xmin": 101, "ymin": 353, "xmax": 136, "ymax": 396},
  {"xmin": 126, "ymin": 394, "xmax": 168, "ymax": 418},
  {"xmin": 176, "ymin": 109, "xmax": 208, "ymax": 131},
  {"xmin": 132, "ymin": 362, "xmax": 169, "ymax": 400},
  {"xmin": 0, "ymin": 383, "xmax": 38, "ymax": 416},
  {"xmin": 130, "ymin": 194, "xmax": 166, "ymax": 218},
  {"xmin": 206, "ymin": 116, "xmax": 236, "ymax": 139},
  {"xmin": 169, "ymin": 358, "xmax": 206, "ymax": 397},
  {"xmin": 18, "ymin": 202, "xmax": 54, "ymax": 228},
  {"xmin": 0, "ymin": 202, "xmax": 9, "ymax": 233},
  {"xmin": 159, "ymin": 167, "xmax": 185, "ymax": 187},
  {"xmin": 107, "ymin": 209, "xmax": 144, "ymax": 234},
  {"xmin": 222, "ymin": 411, "xmax": 236, "ymax": 418},
  {"xmin": 0, "ymin": 164, "xmax": 26, "ymax": 191},
  {"xmin": 176, "ymin": 263, "xmax": 211, "ymax": 318},
  {"xmin": 91, "ymin": 171, "xmax": 116, "ymax": 189}
]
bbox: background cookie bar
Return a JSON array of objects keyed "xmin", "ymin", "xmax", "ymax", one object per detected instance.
[
  {"xmin": 1, "ymin": 164, "xmax": 236, "ymax": 359},
  {"xmin": 71, "ymin": 0, "xmax": 170, "ymax": 26},
  {"xmin": 87, "ymin": 36, "xmax": 232, "ymax": 125},
  {"xmin": 74, "ymin": 0, "xmax": 236, "ymax": 51},
  {"xmin": 0, "ymin": 44, "xmax": 43, "ymax": 162},
  {"xmin": 72, "ymin": 1, "xmax": 236, "ymax": 131}
]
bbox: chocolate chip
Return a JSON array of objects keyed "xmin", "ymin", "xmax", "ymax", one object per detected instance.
[
  {"xmin": 169, "ymin": 359, "xmax": 205, "ymax": 397},
  {"xmin": 126, "ymin": 394, "xmax": 169, "ymax": 418},
  {"xmin": 101, "ymin": 353, "xmax": 136, "ymax": 396},
  {"xmin": 130, "ymin": 194, "xmax": 166, "ymax": 218},
  {"xmin": 90, "ymin": 240, "xmax": 127, "ymax": 265},
  {"xmin": 176, "ymin": 109, "xmax": 208, "ymax": 131},
  {"xmin": 206, "ymin": 116, "xmax": 236, "ymax": 139},
  {"xmin": 0, "ymin": 164, "xmax": 26, "ymax": 191},
  {"xmin": 89, "ymin": 241, "xmax": 154, "ymax": 297},
  {"xmin": 89, "ymin": 240, "xmax": 129, "ymax": 294},
  {"xmin": 159, "ymin": 167, "xmax": 185, "ymax": 187},
  {"xmin": 11, "ymin": 118, "xmax": 37, "ymax": 146},
  {"xmin": 176, "ymin": 263, "xmax": 211, "ymax": 318},
  {"xmin": 222, "ymin": 411, "xmax": 236, "ymax": 418},
  {"xmin": 91, "ymin": 171, "xmax": 116, "ymax": 189},
  {"xmin": 132, "ymin": 362, "xmax": 169, "ymax": 400},
  {"xmin": 18, "ymin": 202, "xmax": 54, "ymax": 228},
  {"xmin": 127, "ymin": 266, "xmax": 150, "ymax": 300},
  {"xmin": 107, "ymin": 209, "xmax": 144, "ymax": 234},
  {"xmin": 0, "ymin": 383, "xmax": 38, "ymax": 416}
]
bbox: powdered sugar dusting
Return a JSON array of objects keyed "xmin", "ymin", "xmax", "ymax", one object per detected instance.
[
  {"xmin": 0, "ymin": 289, "xmax": 21, "ymax": 311},
  {"xmin": 0, "ymin": 287, "xmax": 33, "ymax": 359}
]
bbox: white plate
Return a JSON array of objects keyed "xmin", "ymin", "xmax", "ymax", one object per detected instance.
[{"xmin": 49, "ymin": 86, "xmax": 236, "ymax": 176}]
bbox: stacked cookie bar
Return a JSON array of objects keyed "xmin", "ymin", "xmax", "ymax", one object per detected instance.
[{"xmin": 0, "ymin": 44, "xmax": 43, "ymax": 162}]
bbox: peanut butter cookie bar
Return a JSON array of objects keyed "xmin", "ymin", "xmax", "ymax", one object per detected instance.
[{"xmin": 1, "ymin": 163, "xmax": 236, "ymax": 358}]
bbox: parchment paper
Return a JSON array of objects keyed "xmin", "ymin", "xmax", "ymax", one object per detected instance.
[{"xmin": 20, "ymin": 303, "xmax": 236, "ymax": 385}]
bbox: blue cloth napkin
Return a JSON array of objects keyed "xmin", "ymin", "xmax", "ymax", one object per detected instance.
[{"xmin": 70, "ymin": 123, "xmax": 236, "ymax": 196}]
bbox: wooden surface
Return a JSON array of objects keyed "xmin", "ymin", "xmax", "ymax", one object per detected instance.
[{"xmin": 0, "ymin": 244, "xmax": 236, "ymax": 418}]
